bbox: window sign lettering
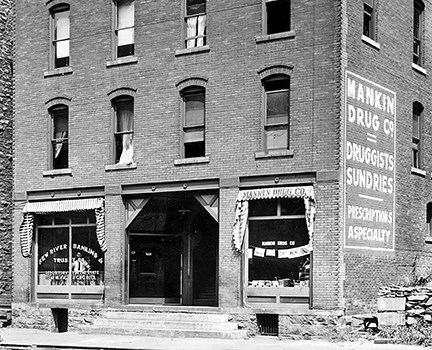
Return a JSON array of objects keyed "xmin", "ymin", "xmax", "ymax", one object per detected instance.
[{"xmin": 344, "ymin": 71, "xmax": 396, "ymax": 250}]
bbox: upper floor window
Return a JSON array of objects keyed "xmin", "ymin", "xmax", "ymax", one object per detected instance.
[
  {"xmin": 265, "ymin": 0, "xmax": 290, "ymax": 35},
  {"xmin": 51, "ymin": 5, "xmax": 70, "ymax": 69},
  {"xmin": 50, "ymin": 105, "xmax": 69, "ymax": 169},
  {"xmin": 413, "ymin": 0, "xmax": 424, "ymax": 66},
  {"xmin": 181, "ymin": 87, "xmax": 205, "ymax": 158},
  {"xmin": 263, "ymin": 75, "xmax": 290, "ymax": 151},
  {"xmin": 427, "ymin": 202, "xmax": 432, "ymax": 236},
  {"xmin": 185, "ymin": 0, "xmax": 206, "ymax": 48},
  {"xmin": 116, "ymin": 0, "xmax": 135, "ymax": 57},
  {"xmin": 412, "ymin": 102, "xmax": 423, "ymax": 168},
  {"xmin": 113, "ymin": 96, "xmax": 134, "ymax": 165},
  {"xmin": 363, "ymin": 0, "xmax": 375, "ymax": 40}
]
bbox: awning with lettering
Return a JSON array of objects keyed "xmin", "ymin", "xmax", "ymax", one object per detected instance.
[
  {"xmin": 232, "ymin": 186, "xmax": 315, "ymax": 251},
  {"xmin": 20, "ymin": 198, "xmax": 106, "ymax": 258}
]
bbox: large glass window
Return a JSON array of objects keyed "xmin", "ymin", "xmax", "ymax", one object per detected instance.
[
  {"xmin": 50, "ymin": 105, "xmax": 69, "ymax": 169},
  {"xmin": 248, "ymin": 198, "xmax": 309, "ymax": 290},
  {"xmin": 116, "ymin": 0, "xmax": 135, "ymax": 58},
  {"xmin": 185, "ymin": 0, "xmax": 206, "ymax": 48},
  {"xmin": 37, "ymin": 212, "xmax": 104, "ymax": 287},
  {"xmin": 51, "ymin": 5, "xmax": 70, "ymax": 69}
]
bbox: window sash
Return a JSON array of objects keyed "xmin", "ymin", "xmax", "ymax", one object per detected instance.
[
  {"xmin": 186, "ymin": 0, "xmax": 206, "ymax": 16},
  {"xmin": 363, "ymin": 3, "xmax": 374, "ymax": 38},
  {"xmin": 413, "ymin": 4, "xmax": 423, "ymax": 63},
  {"xmin": 266, "ymin": 89, "xmax": 289, "ymax": 125}
]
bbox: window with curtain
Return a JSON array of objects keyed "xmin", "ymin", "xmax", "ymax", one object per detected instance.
[
  {"xmin": 114, "ymin": 97, "xmax": 134, "ymax": 165},
  {"xmin": 182, "ymin": 87, "xmax": 205, "ymax": 158},
  {"xmin": 185, "ymin": 0, "xmax": 206, "ymax": 48},
  {"xmin": 363, "ymin": 0, "xmax": 375, "ymax": 40},
  {"xmin": 413, "ymin": 0, "xmax": 424, "ymax": 65},
  {"xmin": 412, "ymin": 102, "xmax": 423, "ymax": 169},
  {"xmin": 265, "ymin": 0, "xmax": 290, "ymax": 35},
  {"xmin": 263, "ymin": 75, "xmax": 290, "ymax": 151},
  {"xmin": 50, "ymin": 106, "xmax": 69, "ymax": 169},
  {"xmin": 116, "ymin": 0, "xmax": 135, "ymax": 57},
  {"xmin": 51, "ymin": 5, "xmax": 70, "ymax": 68}
]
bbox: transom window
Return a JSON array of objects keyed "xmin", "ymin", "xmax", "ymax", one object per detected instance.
[
  {"xmin": 50, "ymin": 105, "xmax": 69, "ymax": 169},
  {"xmin": 182, "ymin": 87, "xmax": 205, "ymax": 158},
  {"xmin": 114, "ymin": 96, "xmax": 134, "ymax": 165},
  {"xmin": 116, "ymin": 0, "xmax": 135, "ymax": 57},
  {"xmin": 263, "ymin": 75, "xmax": 290, "ymax": 151},
  {"xmin": 185, "ymin": 0, "xmax": 206, "ymax": 48},
  {"xmin": 265, "ymin": 0, "xmax": 290, "ymax": 35},
  {"xmin": 51, "ymin": 5, "xmax": 70, "ymax": 69}
]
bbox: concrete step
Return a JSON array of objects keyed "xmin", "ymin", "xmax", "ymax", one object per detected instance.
[
  {"xmin": 105, "ymin": 311, "xmax": 228, "ymax": 323},
  {"xmin": 93, "ymin": 318, "xmax": 239, "ymax": 331},
  {"xmin": 80, "ymin": 326, "xmax": 248, "ymax": 339}
]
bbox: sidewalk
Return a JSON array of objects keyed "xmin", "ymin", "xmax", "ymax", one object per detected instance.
[{"xmin": 0, "ymin": 327, "xmax": 425, "ymax": 350}]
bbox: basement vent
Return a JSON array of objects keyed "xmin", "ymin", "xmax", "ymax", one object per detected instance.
[{"xmin": 256, "ymin": 314, "xmax": 278, "ymax": 336}]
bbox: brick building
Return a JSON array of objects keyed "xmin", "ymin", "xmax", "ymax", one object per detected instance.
[{"xmin": 12, "ymin": 0, "xmax": 432, "ymax": 334}]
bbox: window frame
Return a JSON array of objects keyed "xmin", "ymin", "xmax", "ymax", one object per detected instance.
[
  {"xmin": 262, "ymin": 75, "xmax": 290, "ymax": 152},
  {"xmin": 49, "ymin": 105, "xmax": 69, "ymax": 170},
  {"xmin": 113, "ymin": 96, "xmax": 134, "ymax": 165},
  {"xmin": 263, "ymin": 0, "xmax": 291, "ymax": 36},
  {"xmin": 114, "ymin": 0, "xmax": 135, "ymax": 59},
  {"xmin": 184, "ymin": 0, "xmax": 207, "ymax": 48},
  {"xmin": 50, "ymin": 4, "xmax": 70, "ymax": 70},
  {"xmin": 412, "ymin": 102, "xmax": 423, "ymax": 169},
  {"xmin": 413, "ymin": 0, "xmax": 424, "ymax": 66},
  {"xmin": 181, "ymin": 86, "xmax": 206, "ymax": 158},
  {"xmin": 363, "ymin": 0, "xmax": 376, "ymax": 40}
]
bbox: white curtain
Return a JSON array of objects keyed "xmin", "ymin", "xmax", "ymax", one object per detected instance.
[
  {"xmin": 186, "ymin": 16, "xmax": 198, "ymax": 48},
  {"xmin": 54, "ymin": 131, "xmax": 66, "ymax": 158},
  {"xmin": 197, "ymin": 15, "xmax": 206, "ymax": 47},
  {"xmin": 117, "ymin": 106, "xmax": 134, "ymax": 165}
]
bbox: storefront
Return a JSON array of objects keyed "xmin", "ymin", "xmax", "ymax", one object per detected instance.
[
  {"xmin": 19, "ymin": 198, "xmax": 106, "ymax": 302},
  {"xmin": 233, "ymin": 186, "xmax": 315, "ymax": 307}
]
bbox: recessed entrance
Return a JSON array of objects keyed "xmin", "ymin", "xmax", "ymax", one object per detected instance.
[{"xmin": 127, "ymin": 192, "xmax": 218, "ymax": 306}]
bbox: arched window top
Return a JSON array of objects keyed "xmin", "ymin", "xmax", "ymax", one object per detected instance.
[
  {"xmin": 413, "ymin": 101, "xmax": 424, "ymax": 113},
  {"xmin": 45, "ymin": 96, "xmax": 71, "ymax": 110},
  {"xmin": 107, "ymin": 87, "xmax": 137, "ymax": 100},
  {"xmin": 415, "ymin": 0, "xmax": 425, "ymax": 10},
  {"xmin": 47, "ymin": 1, "xmax": 70, "ymax": 12},
  {"xmin": 258, "ymin": 65, "xmax": 293, "ymax": 81},
  {"xmin": 176, "ymin": 77, "xmax": 208, "ymax": 92}
]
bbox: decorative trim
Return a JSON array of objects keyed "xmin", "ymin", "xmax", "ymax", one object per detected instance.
[
  {"xmin": 44, "ymin": 66, "xmax": 73, "ymax": 78},
  {"xmin": 255, "ymin": 30, "xmax": 296, "ymax": 43},
  {"xmin": 257, "ymin": 64, "xmax": 294, "ymax": 80},
  {"xmin": 175, "ymin": 45, "xmax": 210, "ymax": 57},
  {"xmin": 107, "ymin": 87, "xmax": 137, "ymax": 99},
  {"xmin": 106, "ymin": 56, "xmax": 138, "ymax": 68},
  {"xmin": 176, "ymin": 77, "xmax": 208, "ymax": 91},
  {"xmin": 45, "ymin": 96, "xmax": 72, "ymax": 109}
]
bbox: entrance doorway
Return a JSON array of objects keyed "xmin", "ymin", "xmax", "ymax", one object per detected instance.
[{"xmin": 127, "ymin": 193, "xmax": 218, "ymax": 306}]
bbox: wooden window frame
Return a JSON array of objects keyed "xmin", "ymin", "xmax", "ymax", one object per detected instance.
[
  {"xmin": 414, "ymin": 0, "xmax": 424, "ymax": 66},
  {"xmin": 412, "ymin": 102, "xmax": 423, "ymax": 169},
  {"xmin": 363, "ymin": 0, "xmax": 375, "ymax": 40},
  {"xmin": 184, "ymin": 0, "xmax": 207, "ymax": 48},
  {"xmin": 113, "ymin": 96, "xmax": 134, "ymax": 164},
  {"xmin": 50, "ymin": 4, "xmax": 70, "ymax": 69},
  {"xmin": 114, "ymin": 0, "xmax": 135, "ymax": 58},
  {"xmin": 263, "ymin": 0, "xmax": 291, "ymax": 35},
  {"xmin": 50, "ymin": 105, "xmax": 69, "ymax": 170}
]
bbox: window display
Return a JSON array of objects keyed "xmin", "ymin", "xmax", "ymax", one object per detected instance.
[{"xmin": 37, "ymin": 212, "xmax": 104, "ymax": 287}]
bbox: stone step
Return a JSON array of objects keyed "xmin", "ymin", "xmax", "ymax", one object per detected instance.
[
  {"xmin": 80, "ymin": 326, "xmax": 248, "ymax": 339},
  {"xmin": 105, "ymin": 311, "xmax": 228, "ymax": 323},
  {"xmin": 93, "ymin": 318, "xmax": 239, "ymax": 331}
]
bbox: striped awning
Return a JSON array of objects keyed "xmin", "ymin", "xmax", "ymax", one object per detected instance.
[
  {"xmin": 232, "ymin": 186, "xmax": 315, "ymax": 251},
  {"xmin": 20, "ymin": 198, "xmax": 106, "ymax": 258}
]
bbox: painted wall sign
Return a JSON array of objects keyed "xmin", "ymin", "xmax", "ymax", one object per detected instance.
[{"xmin": 344, "ymin": 71, "xmax": 396, "ymax": 250}]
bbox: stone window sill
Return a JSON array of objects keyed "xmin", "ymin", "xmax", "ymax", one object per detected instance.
[
  {"xmin": 44, "ymin": 66, "xmax": 73, "ymax": 78},
  {"xmin": 43, "ymin": 168, "xmax": 72, "ymax": 177},
  {"xmin": 361, "ymin": 35, "xmax": 380, "ymax": 50},
  {"xmin": 411, "ymin": 167, "xmax": 426, "ymax": 177},
  {"xmin": 105, "ymin": 162, "xmax": 137, "ymax": 171},
  {"xmin": 255, "ymin": 150, "xmax": 294, "ymax": 159},
  {"xmin": 174, "ymin": 156, "xmax": 210, "ymax": 166},
  {"xmin": 256, "ymin": 30, "xmax": 296, "ymax": 43},
  {"xmin": 412, "ymin": 63, "xmax": 427, "ymax": 76},
  {"xmin": 106, "ymin": 56, "xmax": 138, "ymax": 67},
  {"xmin": 175, "ymin": 45, "xmax": 210, "ymax": 57}
]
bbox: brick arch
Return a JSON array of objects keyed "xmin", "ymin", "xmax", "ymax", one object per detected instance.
[
  {"xmin": 257, "ymin": 65, "xmax": 294, "ymax": 80},
  {"xmin": 107, "ymin": 87, "xmax": 137, "ymax": 100},
  {"xmin": 45, "ymin": 96, "xmax": 72, "ymax": 110},
  {"xmin": 176, "ymin": 77, "xmax": 208, "ymax": 92}
]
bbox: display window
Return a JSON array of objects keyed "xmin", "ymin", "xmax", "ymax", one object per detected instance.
[{"xmin": 37, "ymin": 212, "xmax": 104, "ymax": 288}]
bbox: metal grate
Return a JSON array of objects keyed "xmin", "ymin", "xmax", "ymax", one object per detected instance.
[{"xmin": 257, "ymin": 314, "xmax": 278, "ymax": 336}]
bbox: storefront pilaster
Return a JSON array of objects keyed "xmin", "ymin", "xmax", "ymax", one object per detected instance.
[
  {"xmin": 103, "ymin": 186, "xmax": 125, "ymax": 306},
  {"xmin": 218, "ymin": 178, "xmax": 242, "ymax": 308}
]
